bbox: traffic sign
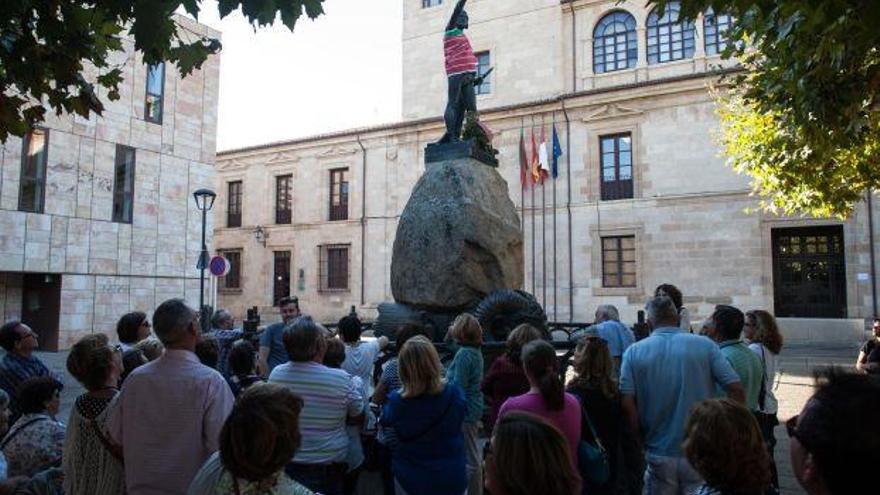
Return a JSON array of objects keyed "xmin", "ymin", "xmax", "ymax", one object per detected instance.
[{"xmin": 209, "ymin": 255, "xmax": 230, "ymax": 277}]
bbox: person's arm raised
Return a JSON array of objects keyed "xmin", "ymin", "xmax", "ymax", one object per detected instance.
[{"xmin": 446, "ymin": 0, "xmax": 468, "ymax": 32}]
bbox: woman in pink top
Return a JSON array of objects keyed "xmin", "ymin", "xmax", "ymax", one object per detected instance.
[{"xmin": 498, "ymin": 339, "xmax": 582, "ymax": 464}]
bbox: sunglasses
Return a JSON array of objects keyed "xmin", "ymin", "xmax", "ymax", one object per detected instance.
[{"xmin": 140, "ymin": 320, "xmax": 152, "ymax": 329}]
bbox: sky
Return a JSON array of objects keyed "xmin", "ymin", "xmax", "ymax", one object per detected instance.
[{"xmin": 190, "ymin": 0, "xmax": 403, "ymax": 152}]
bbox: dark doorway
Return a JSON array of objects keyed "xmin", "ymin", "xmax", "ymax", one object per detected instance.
[
  {"xmin": 772, "ymin": 226, "xmax": 847, "ymax": 318},
  {"xmin": 21, "ymin": 273, "xmax": 61, "ymax": 351},
  {"xmin": 273, "ymin": 251, "xmax": 291, "ymax": 305}
]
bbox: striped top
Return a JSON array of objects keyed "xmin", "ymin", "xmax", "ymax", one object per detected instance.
[
  {"xmin": 268, "ymin": 362, "xmax": 364, "ymax": 464},
  {"xmin": 0, "ymin": 353, "xmax": 53, "ymax": 419},
  {"xmin": 444, "ymin": 29, "xmax": 478, "ymax": 75}
]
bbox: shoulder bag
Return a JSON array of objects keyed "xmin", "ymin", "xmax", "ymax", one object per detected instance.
[{"xmin": 575, "ymin": 396, "xmax": 611, "ymax": 485}]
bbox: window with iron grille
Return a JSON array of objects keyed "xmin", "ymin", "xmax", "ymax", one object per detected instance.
[
  {"xmin": 319, "ymin": 244, "xmax": 350, "ymax": 292},
  {"xmin": 422, "ymin": 0, "xmax": 443, "ymax": 7},
  {"xmin": 329, "ymin": 168, "xmax": 349, "ymax": 221},
  {"xmin": 219, "ymin": 250, "xmax": 242, "ymax": 290},
  {"xmin": 112, "ymin": 145, "xmax": 136, "ymax": 224},
  {"xmin": 475, "ymin": 51, "xmax": 492, "ymax": 95},
  {"xmin": 18, "ymin": 129, "xmax": 49, "ymax": 214},
  {"xmin": 227, "ymin": 181, "xmax": 242, "ymax": 228},
  {"xmin": 273, "ymin": 251, "xmax": 291, "ymax": 304},
  {"xmin": 276, "ymin": 174, "xmax": 292, "ymax": 224},
  {"xmin": 599, "ymin": 133, "xmax": 634, "ymax": 201},
  {"xmin": 145, "ymin": 63, "xmax": 165, "ymax": 124},
  {"xmin": 593, "ymin": 11, "xmax": 638, "ymax": 74},
  {"xmin": 703, "ymin": 9, "xmax": 733, "ymax": 56},
  {"xmin": 646, "ymin": 2, "xmax": 695, "ymax": 64},
  {"xmin": 602, "ymin": 236, "xmax": 637, "ymax": 288}
]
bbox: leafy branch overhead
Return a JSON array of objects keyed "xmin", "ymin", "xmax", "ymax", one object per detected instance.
[
  {"xmin": 0, "ymin": 0, "xmax": 325, "ymax": 141},
  {"xmin": 651, "ymin": 0, "xmax": 880, "ymax": 217}
]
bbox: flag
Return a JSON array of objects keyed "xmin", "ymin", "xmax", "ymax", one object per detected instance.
[
  {"xmin": 530, "ymin": 128, "xmax": 540, "ymax": 184},
  {"xmin": 538, "ymin": 126, "xmax": 550, "ymax": 184},
  {"xmin": 519, "ymin": 128, "xmax": 528, "ymax": 189},
  {"xmin": 551, "ymin": 123, "xmax": 563, "ymax": 179}
]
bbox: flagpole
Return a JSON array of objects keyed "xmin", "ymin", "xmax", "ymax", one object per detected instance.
[
  {"xmin": 529, "ymin": 117, "xmax": 536, "ymax": 297},
  {"xmin": 520, "ymin": 118, "xmax": 525, "ymax": 234},
  {"xmin": 552, "ymin": 113, "xmax": 558, "ymax": 322},
  {"xmin": 540, "ymin": 118, "xmax": 547, "ymax": 312}
]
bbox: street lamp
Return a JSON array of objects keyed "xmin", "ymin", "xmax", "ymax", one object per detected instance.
[{"xmin": 193, "ymin": 188, "xmax": 216, "ymax": 331}]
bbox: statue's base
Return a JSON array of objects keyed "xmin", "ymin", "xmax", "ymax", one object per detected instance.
[
  {"xmin": 425, "ymin": 139, "xmax": 498, "ymax": 167},
  {"xmin": 373, "ymin": 302, "xmax": 464, "ymax": 342}
]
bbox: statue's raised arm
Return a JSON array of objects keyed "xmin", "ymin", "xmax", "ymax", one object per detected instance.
[{"xmin": 446, "ymin": 0, "xmax": 468, "ymax": 32}]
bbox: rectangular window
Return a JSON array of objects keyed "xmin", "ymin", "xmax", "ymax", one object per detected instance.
[
  {"xmin": 319, "ymin": 244, "xmax": 350, "ymax": 291},
  {"xmin": 601, "ymin": 236, "xmax": 637, "ymax": 288},
  {"xmin": 422, "ymin": 0, "xmax": 443, "ymax": 7},
  {"xmin": 18, "ymin": 129, "xmax": 49, "ymax": 213},
  {"xmin": 112, "ymin": 145, "xmax": 136, "ymax": 224},
  {"xmin": 227, "ymin": 181, "xmax": 242, "ymax": 228},
  {"xmin": 475, "ymin": 51, "xmax": 492, "ymax": 95},
  {"xmin": 275, "ymin": 174, "xmax": 292, "ymax": 224},
  {"xmin": 329, "ymin": 168, "xmax": 349, "ymax": 221},
  {"xmin": 220, "ymin": 250, "xmax": 242, "ymax": 290},
  {"xmin": 273, "ymin": 251, "xmax": 291, "ymax": 305},
  {"xmin": 145, "ymin": 62, "xmax": 165, "ymax": 124},
  {"xmin": 599, "ymin": 133, "xmax": 634, "ymax": 201}
]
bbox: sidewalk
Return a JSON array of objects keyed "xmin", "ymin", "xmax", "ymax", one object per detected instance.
[{"xmin": 36, "ymin": 341, "xmax": 863, "ymax": 495}]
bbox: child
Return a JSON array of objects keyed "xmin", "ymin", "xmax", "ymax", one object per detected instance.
[{"xmin": 446, "ymin": 313, "xmax": 485, "ymax": 495}]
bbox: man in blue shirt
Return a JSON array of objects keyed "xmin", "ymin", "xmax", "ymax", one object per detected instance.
[
  {"xmin": 0, "ymin": 320, "xmax": 54, "ymax": 420},
  {"xmin": 258, "ymin": 296, "xmax": 300, "ymax": 375},
  {"xmin": 620, "ymin": 296, "xmax": 745, "ymax": 495},
  {"xmin": 591, "ymin": 304, "xmax": 635, "ymax": 372}
]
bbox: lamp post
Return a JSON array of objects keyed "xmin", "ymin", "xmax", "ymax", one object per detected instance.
[{"xmin": 193, "ymin": 188, "xmax": 216, "ymax": 332}]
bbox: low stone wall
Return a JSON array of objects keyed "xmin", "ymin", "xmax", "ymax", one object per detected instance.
[{"xmin": 776, "ymin": 318, "xmax": 868, "ymax": 345}]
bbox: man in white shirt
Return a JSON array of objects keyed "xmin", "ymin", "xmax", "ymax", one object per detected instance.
[{"xmin": 108, "ymin": 299, "xmax": 234, "ymax": 495}]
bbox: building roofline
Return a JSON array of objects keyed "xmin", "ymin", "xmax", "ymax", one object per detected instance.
[{"xmin": 217, "ymin": 67, "xmax": 740, "ymax": 157}]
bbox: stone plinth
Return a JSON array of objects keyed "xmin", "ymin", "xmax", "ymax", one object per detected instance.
[{"xmin": 390, "ymin": 154, "xmax": 523, "ymax": 310}]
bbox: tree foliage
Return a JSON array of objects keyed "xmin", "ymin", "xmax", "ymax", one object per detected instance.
[
  {"xmin": 0, "ymin": 0, "xmax": 325, "ymax": 142},
  {"xmin": 651, "ymin": 0, "xmax": 880, "ymax": 217}
]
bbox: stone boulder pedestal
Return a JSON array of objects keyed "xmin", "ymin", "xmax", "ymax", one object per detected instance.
[{"xmin": 390, "ymin": 153, "xmax": 523, "ymax": 310}]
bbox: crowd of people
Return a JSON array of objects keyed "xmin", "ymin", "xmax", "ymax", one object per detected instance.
[{"xmin": 0, "ymin": 284, "xmax": 877, "ymax": 495}]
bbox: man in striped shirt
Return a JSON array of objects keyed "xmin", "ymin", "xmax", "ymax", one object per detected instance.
[
  {"xmin": 438, "ymin": 0, "xmax": 484, "ymax": 144},
  {"xmin": 269, "ymin": 316, "xmax": 363, "ymax": 495}
]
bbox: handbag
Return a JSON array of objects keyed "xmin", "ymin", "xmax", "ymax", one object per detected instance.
[
  {"xmin": 575, "ymin": 397, "xmax": 611, "ymax": 485},
  {"xmin": 753, "ymin": 346, "xmax": 779, "ymax": 439}
]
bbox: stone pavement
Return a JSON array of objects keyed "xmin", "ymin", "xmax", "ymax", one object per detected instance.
[{"xmin": 36, "ymin": 341, "xmax": 860, "ymax": 495}]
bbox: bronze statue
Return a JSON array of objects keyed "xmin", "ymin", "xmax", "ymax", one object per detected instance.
[{"xmin": 438, "ymin": 0, "xmax": 491, "ymax": 144}]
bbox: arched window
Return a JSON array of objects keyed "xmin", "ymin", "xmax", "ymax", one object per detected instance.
[
  {"xmin": 646, "ymin": 1, "xmax": 695, "ymax": 64},
  {"xmin": 593, "ymin": 11, "xmax": 638, "ymax": 74},
  {"xmin": 704, "ymin": 8, "xmax": 733, "ymax": 55}
]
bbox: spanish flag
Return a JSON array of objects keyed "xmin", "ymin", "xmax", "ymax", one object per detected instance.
[{"xmin": 531, "ymin": 127, "xmax": 540, "ymax": 184}]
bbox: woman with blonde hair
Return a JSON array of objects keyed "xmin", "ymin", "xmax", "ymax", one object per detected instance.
[
  {"xmin": 445, "ymin": 313, "xmax": 484, "ymax": 495},
  {"xmin": 481, "ymin": 323, "xmax": 543, "ymax": 432},
  {"xmin": 380, "ymin": 335, "xmax": 467, "ymax": 495},
  {"xmin": 683, "ymin": 398, "xmax": 771, "ymax": 495},
  {"xmin": 62, "ymin": 334, "xmax": 125, "ymax": 495},
  {"xmin": 566, "ymin": 331, "xmax": 622, "ymax": 495},
  {"xmin": 744, "ymin": 309, "xmax": 783, "ymax": 491},
  {"xmin": 485, "ymin": 412, "xmax": 581, "ymax": 495}
]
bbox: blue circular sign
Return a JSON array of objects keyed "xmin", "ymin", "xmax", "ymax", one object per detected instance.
[{"xmin": 209, "ymin": 255, "xmax": 230, "ymax": 277}]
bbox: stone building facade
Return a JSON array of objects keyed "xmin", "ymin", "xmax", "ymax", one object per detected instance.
[
  {"xmin": 215, "ymin": 0, "xmax": 879, "ymax": 342},
  {"xmin": 0, "ymin": 16, "xmax": 220, "ymax": 350}
]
